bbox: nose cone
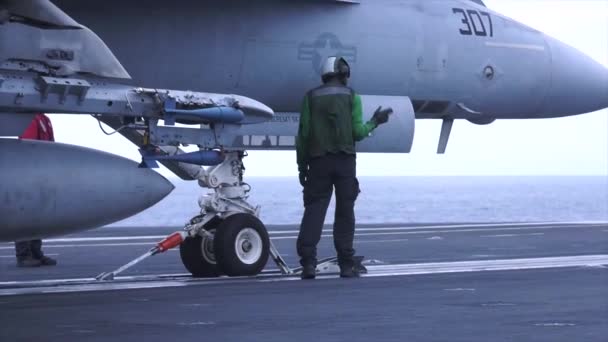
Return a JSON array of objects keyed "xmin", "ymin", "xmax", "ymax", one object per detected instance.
[{"xmin": 541, "ymin": 35, "xmax": 608, "ymax": 116}]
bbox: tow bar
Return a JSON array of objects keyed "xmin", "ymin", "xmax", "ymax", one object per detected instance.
[
  {"xmin": 95, "ymin": 231, "xmax": 367, "ymax": 281},
  {"xmin": 96, "ymin": 231, "xmax": 188, "ymax": 281}
]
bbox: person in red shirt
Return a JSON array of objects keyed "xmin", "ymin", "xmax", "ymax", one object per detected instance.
[{"xmin": 14, "ymin": 113, "xmax": 58, "ymax": 267}]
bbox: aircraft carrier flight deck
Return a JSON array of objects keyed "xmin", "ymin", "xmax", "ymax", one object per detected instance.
[{"xmin": 1, "ymin": 222, "xmax": 606, "ymax": 342}]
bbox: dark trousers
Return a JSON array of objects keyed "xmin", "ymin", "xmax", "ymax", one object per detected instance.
[
  {"xmin": 15, "ymin": 240, "xmax": 43, "ymax": 260},
  {"xmin": 297, "ymin": 153, "xmax": 360, "ymax": 267}
]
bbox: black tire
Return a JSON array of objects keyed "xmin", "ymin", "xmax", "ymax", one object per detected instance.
[
  {"xmin": 214, "ymin": 214, "xmax": 270, "ymax": 277},
  {"xmin": 179, "ymin": 221, "xmax": 221, "ymax": 278}
]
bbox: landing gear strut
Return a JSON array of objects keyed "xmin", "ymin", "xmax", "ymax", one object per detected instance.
[{"xmin": 179, "ymin": 151, "xmax": 292, "ymax": 277}]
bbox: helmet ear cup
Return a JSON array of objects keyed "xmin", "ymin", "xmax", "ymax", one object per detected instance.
[
  {"xmin": 334, "ymin": 57, "xmax": 350, "ymax": 78},
  {"xmin": 336, "ymin": 57, "xmax": 350, "ymax": 78}
]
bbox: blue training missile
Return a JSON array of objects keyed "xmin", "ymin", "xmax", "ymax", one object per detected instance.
[
  {"xmin": 163, "ymin": 98, "xmax": 245, "ymax": 125},
  {"xmin": 0, "ymin": 138, "xmax": 174, "ymax": 242},
  {"xmin": 140, "ymin": 149, "xmax": 225, "ymax": 167}
]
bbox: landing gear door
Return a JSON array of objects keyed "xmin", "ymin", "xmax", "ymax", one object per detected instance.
[{"xmin": 356, "ymin": 95, "xmax": 415, "ymax": 153}]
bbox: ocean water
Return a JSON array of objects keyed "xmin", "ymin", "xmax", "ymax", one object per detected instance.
[{"xmin": 108, "ymin": 176, "xmax": 608, "ymax": 227}]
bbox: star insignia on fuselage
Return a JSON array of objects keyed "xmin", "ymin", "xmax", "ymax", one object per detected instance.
[{"xmin": 298, "ymin": 33, "xmax": 357, "ymax": 74}]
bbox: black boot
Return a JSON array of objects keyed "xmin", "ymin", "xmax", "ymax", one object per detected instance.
[
  {"xmin": 301, "ymin": 264, "xmax": 316, "ymax": 280},
  {"xmin": 17, "ymin": 257, "xmax": 42, "ymax": 268},
  {"xmin": 39, "ymin": 256, "xmax": 57, "ymax": 266},
  {"xmin": 339, "ymin": 265, "xmax": 360, "ymax": 278}
]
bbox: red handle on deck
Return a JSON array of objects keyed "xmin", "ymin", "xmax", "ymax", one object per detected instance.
[{"xmin": 156, "ymin": 231, "xmax": 188, "ymax": 253}]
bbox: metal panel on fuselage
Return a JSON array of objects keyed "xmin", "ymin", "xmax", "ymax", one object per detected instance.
[{"xmin": 52, "ymin": 0, "xmax": 550, "ymax": 119}]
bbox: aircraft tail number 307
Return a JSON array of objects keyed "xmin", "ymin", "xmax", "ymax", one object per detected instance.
[{"xmin": 452, "ymin": 8, "xmax": 494, "ymax": 37}]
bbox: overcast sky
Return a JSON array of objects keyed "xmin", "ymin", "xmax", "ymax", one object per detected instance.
[{"xmin": 48, "ymin": 0, "xmax": 608, "ymax": 177}]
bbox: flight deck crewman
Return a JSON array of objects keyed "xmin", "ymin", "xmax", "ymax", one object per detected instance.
[
  {"xmin": 14, "ymin": 113, "xmax": 58, "ymax": 268},
  {"xmin": 296, "ymin": 56, "xmax": 392, "ymax": 279}
]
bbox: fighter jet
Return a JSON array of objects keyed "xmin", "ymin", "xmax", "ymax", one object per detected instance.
[{"xmin": 1, "ymin": 0, "xmax": 606, "ymax": 277}]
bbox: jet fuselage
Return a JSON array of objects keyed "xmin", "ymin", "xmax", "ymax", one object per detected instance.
[{"xmin": 54, "ymin": 0, "xmax": 608, "ymax": 122}]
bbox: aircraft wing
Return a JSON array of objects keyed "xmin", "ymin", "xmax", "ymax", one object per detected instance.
[{"xmin": 0, "ymin": 0, "xmax": 414, "ymax": 182}]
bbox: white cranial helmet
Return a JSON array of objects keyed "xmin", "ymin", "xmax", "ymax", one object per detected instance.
[{"xmin": 321, "ymin": 56, "xmax": 350, "ymax": 78}]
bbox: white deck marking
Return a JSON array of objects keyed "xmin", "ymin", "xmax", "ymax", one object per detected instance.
[
  {"xmin": 1, "ymin": 222, "xmax": 601, "ymax": 244},
  {"xmin": 0, "ymin": 222, "xmax": 603, "ymax": 246},
  {"xmin": 481, "ymin": 303, "xmax": 516, "ymax": 307},
  {"xmin": 0, "ymin": 223, "xmax": 603, "ymax": 250},
  {"xmin": 534, "ymin": 323, "xmax": 576, "ymax": 327},
  {"xmin": 0, "ymin": 253, "xmax": 59, "ymax": 258},
  {"xmin": 0, "ymin": 243, "xmax": 154, "ymax": 250},
  {"xmin": 1, "ymin": 254, "xmax": 606, "ymax": 296},
  {"xmin": 177, "ymin": 322, "xmax": 216, "ymax": 326},
  {"xmin": 265, "ymin": 222, "xmax": 606, "ymax": 235},
  {"xmin": 356, "ymin": 238, "xmax": 409, "ymax": 244},
  {"xmin": 443, "ymin": 288, "xmax": 476, "ymax": 292},
  {"xmin": 481, "ymin": 233, "xmax": 545, "ymax": 238},
  {"xmin": 27, "ymin": 236, "xmax": 166, "ymax": 242}
]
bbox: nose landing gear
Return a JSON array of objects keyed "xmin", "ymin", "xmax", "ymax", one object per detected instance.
[
  {"xmin": 180, "ymin": 214, "xmax": 271, "ymax": 277},
  {"xmin": 178, "ymin": 151, "xmax": 287, "ymax": 278}
]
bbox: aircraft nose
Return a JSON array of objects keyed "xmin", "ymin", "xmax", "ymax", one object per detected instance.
[{"xmin": 541, "ymin": 35, "xmax": 608, "ymax": 116}]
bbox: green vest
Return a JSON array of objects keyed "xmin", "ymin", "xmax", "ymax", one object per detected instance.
[{"xmin": 306, "ymin": 84, "xmax": 356, "ymax": 158}]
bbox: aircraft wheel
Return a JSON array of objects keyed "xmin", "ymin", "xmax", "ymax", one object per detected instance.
[
  {"xmin": 179, "ymin": 220, "xmax": 221, "ymax": 278},
  {"xmin": 214, "ymin": 214, "xmax": 270, "ymax": 277}
]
